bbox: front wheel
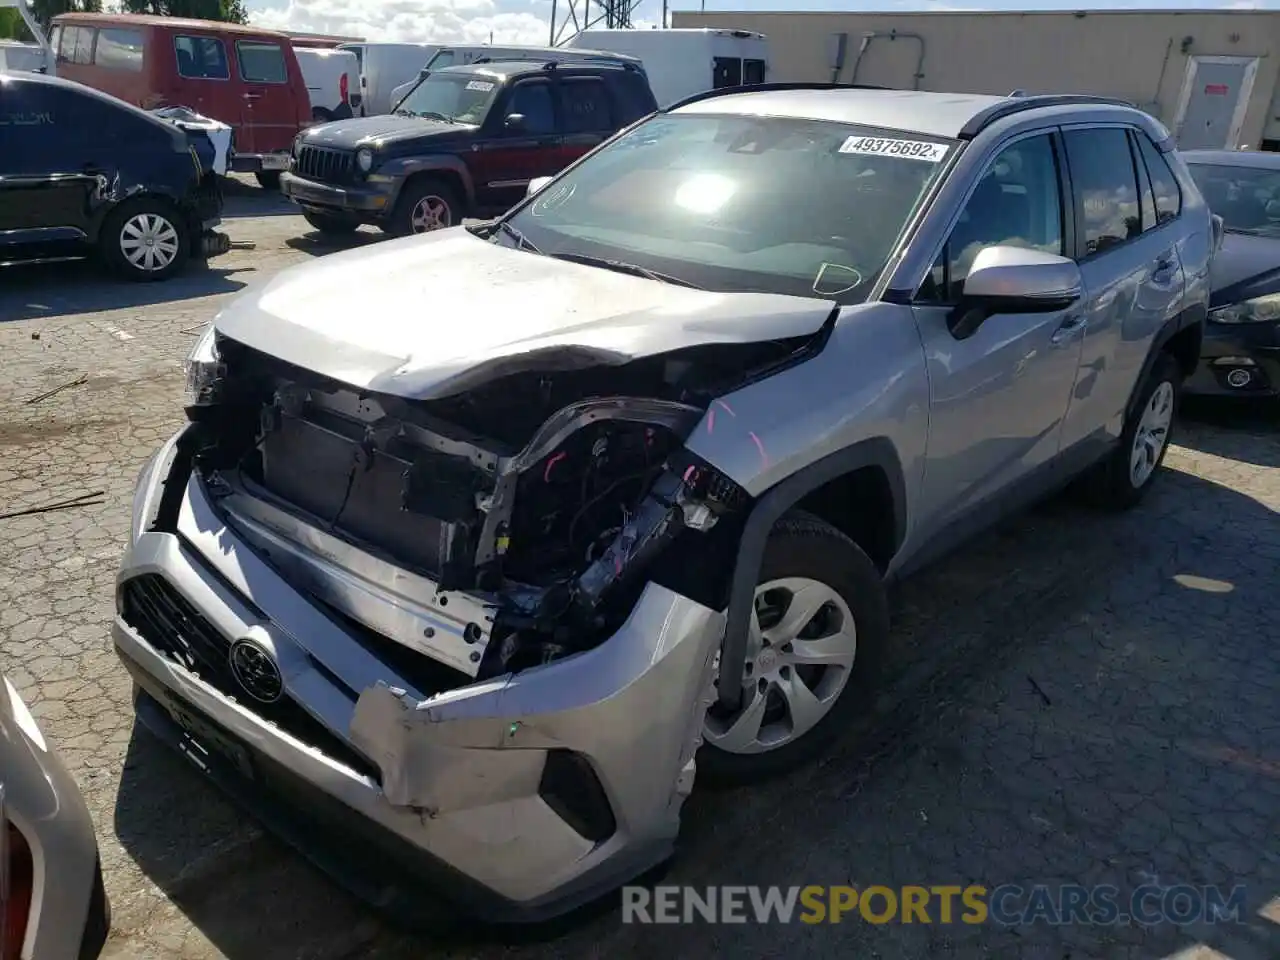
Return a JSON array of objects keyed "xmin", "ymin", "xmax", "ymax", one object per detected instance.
[
  {"xmin": 99, "ymin": 198, "xmax": 189, "ymax": 282},
  {"xmin": 255, "ymin": 171, "xmax": 282, "ymax": 191},
  {"xmin": 1080, "ymin": 352, "xmax": 1181, "ymax": 509},
  {"xmin": 302, "ymin": 210, "xmax": 360, "ymax": 235},
  {"xmin": 699, "ymin": 512, "xmax": 889, "ymax": 787},
  {"xmin": 384, "ymin": 177, "xmax": 462, "ymax": 237}
]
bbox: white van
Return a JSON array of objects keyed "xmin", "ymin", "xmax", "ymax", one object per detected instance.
[
  {"xmin": 336, "ymin": 41, "xmax": 440, "ymax": 116},
  {"xmin": 387, "ymin": 43, "xmax": 644, "ymax": 110},
  {"xmin": 565, "ymin": 28, "xmax": 768, "ymax": 107},
  {"xmin": 294, "ymin": 47, "xmax": 361, "ymax": 121}
]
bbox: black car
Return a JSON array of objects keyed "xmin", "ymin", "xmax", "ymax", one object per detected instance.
[
  {"xmin": 0, "ymin": 72, "xmax": 229, "ymax": 282},
  {"xmin": 1182, "ymin": 148, "xmax": 1280, "ymax": 397},
  {"xmin": 280, "ymin": 59, "xmax": 658, "ymax": 237}
]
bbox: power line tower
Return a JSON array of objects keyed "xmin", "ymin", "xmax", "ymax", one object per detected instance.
[{"xmin": 547, "ymin": 0, "xmax": 649, "ymax": 46}]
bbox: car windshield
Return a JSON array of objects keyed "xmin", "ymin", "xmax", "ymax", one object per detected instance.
[
  {"xmin": 1186, "ymin": 161, "xmax": 1280, "ymax": 237},
  {"xmin": 506, "ymin": 113, "xmax": 954, "ymax": 304},
  {"xmin": 395, "ymin": 72, "xmax": 498, "ymax": 124}
]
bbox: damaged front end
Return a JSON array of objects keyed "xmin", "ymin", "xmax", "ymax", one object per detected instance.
[
  {"xmin": 116, "ymin": 316, "xmax": 824, "ymax": 915},
  {"xmin": 180, "ymin": 325, "xmax": 822, "ymax": 684}
]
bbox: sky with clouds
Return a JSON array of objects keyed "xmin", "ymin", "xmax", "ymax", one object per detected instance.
[{"xmin": 243, "ymin": 0, "xmax": 1280, "ymax": 48}]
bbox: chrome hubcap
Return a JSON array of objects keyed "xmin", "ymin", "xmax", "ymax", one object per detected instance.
[
  {"xmin": 410, "ymin": 195, "xmax": 451, "ymax": 233},
  {"xmin": 704, "ymin": 577, "xmax": 857, "ymax": 755},
  {"xmin": 1130, "ymin": 380, "xmax": 1174, "ymax": 488},
  {"xmin": 120, "ymin": 213, "xmax": 179, "ymax": 272}
]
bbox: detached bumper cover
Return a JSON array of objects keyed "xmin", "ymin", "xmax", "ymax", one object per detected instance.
[{"xmin": 114, "ymin": 429, "xmax": 722, "ymax": 921}]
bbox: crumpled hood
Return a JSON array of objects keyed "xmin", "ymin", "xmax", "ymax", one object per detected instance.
[
  {"xmin": 212, "ymin": 228, "xmax": 838, "ymax": 400},
  {"xmin": 301, "ymin": 115, "xmax": 465, "ymax": 150}
]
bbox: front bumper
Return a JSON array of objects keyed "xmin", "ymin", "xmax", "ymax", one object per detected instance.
[
  {"xmin": 114, "ymin": 429, "xmax": 721, "ymax": 922},
  {"xmin": 280, "ymin": 171, "xmax": 398, "ymax": 220},
  {"xmin": 1185, "ymin": 319, "xmax": 1280, "ymax": 397}
]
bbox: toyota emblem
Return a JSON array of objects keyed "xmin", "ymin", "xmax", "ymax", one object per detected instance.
[{"xmin": 228, "ymin": 637, "xmax": 284, "ymax": 704}]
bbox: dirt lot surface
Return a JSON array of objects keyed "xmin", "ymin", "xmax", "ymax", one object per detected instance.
[{"xmin": 1, "ymin": 178, "xmax": 1278, "ymax": 960}]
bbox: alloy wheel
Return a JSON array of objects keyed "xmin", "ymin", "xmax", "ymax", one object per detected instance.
[
  {"xmin": 1130, "ymin": 380, "xmax": 1174, "ymax": 488},
  {"xmin": 119, "ymin": 213, "xmax": 180, "ymax": 273}
]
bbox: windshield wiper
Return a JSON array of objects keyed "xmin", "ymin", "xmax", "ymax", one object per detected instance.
[
  {"xmin": 495, "ymin": 220, "xmax": 538, "ymax": 252},
  {"xmin": 548, "ymin": 252, "xmax": 702, "ymax": 288}
]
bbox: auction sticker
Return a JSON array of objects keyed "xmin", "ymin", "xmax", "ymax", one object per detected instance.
[
  {"xmin": 466, "ymin": 80, "xmax": 495, "ymax": 92},
  {"xmin": 838, "ymin": 136, "xmax": 949, "ymax": 162}
]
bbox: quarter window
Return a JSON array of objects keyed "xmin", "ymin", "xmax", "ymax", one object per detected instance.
[
  {"xmin": 236, "ymin": 41, "xmax": 287, "ymax": 84},
  {"xmin": 1133, "ymin": 131, "xmax": 1182, "ymax": 224},
  {"xmin": 95, "ymin": 27, "xmax": 145, "ymax": 72},
  {"xmin": 174, "ymin": 35, "xmax": 228, "ymax": 80},
  {"xmin": 923, "ymin": 133, "xmax": 1065, "ymax": 302},
  {"xmin": 713, "ymin": 56, "xmax": 742, "ymax": 89},
  {"xmin": 560, "ymin": 78, "xmax": 611, "ymax": 134},
  {"xmin": 1062, "ymin": 127, "xmax": 1142, "ymax": 256}
]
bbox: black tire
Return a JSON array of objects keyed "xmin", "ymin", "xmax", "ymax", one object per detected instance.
[
  {"xmin": 256, "ymin": 171, "xmax": 282, "ymax": 191},
  {"xmin": 698, "ymin": 511, "xmax": 890, "ymax": 787},
  {"xmin": 99, "ymin": 196, "xmax": 190, "ymax": 282},
  {"xmin": 1079, "ymin": 352, "xmax": 1182, "ymax": 510},
  {"xmin": 311, "ymin": 107, "xmax": 333, "ymax": 124},
  {"xmin": 384, "ymin": 176, "xmax": 462, "ymax": 237},
  {"xmin": 302, "ymin": 210, "xmax": 360, "ymax": 235}
]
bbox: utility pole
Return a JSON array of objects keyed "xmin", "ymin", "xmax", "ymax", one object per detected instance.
[{"xmin": 547, "ymin": 0, "xmax": 644, "ymax": 46}]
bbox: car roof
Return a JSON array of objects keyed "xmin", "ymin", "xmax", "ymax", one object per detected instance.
[
  {"xmin": 1180, "ymin": 149, "xmax": 1280, "ymax": 170},
  {"xmin": 52, "ymin": 12, "xmax": 289, "ymax": 39},
  {"xmin": 670, "ymin": 87, "xmax": 1137, "ymax": 140}
]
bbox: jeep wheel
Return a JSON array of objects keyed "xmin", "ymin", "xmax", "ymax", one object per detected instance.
[
  {"xmin": 1081, "ymin": 352, "xmax": 1181, "ymax": 510},
  {"xmin": 256, "ymin": 171, "xmax": 282, "ymax": 191},
  {"xmin": 100, "ymin": 197, "xmax": 189, "ymax": 282},
  {"xmin": 386, "ymin": 177, "xmax": 461, "ymax": 237},
  {"xmin": 699, "ymin": 512, "xmax": 889, "ymax": 786},
  {"xmin": 302, "ymin": 210, "xmax": 360, "ymax": 235}
]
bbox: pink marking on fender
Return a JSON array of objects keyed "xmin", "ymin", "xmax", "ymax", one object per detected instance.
[{"xmin": 749, "ymin": 431, "xmax": 769, "ymax": 467}]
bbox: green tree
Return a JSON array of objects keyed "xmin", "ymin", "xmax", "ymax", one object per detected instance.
[
  {"xmin": 121, "ymin": 0, "xmax": 248, "ymax": 23},
  {"xmin": 0, "ymin": 8, "xmax": 26, "ymax": 40},
  {"xmin": 30, "ymin": 0, "xmax": 101, "ymax": 28}
]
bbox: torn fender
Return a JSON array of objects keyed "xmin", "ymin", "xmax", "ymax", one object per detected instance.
[
  {"xmin": 348, "ymin": 583, "xmax": 724, "ymax": 831},
  {"xmin": 211, "ymin": 228, "xmax": 837, "ymax": 400}
]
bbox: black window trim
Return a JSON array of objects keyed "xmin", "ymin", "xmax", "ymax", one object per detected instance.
[
  {"xmin": 173, "ymin": 34, "xmax": 230, "ymax": 82},
  {"xmin": 235, "ymin": 38, "xmax": 289, "ymax": 85},
  {"xmin": 1058, "ymin": 121, "xmax": 1155, "ymax": 263},
  {"xmin": 1130, "ymin": 127, "xmax": 1184, "ymax": 227},
  {"xmin": 912, "ymin": 126, "xmax": 1074, "ymax": 306},
  {"xmin": 559, "ymin": 74, "xmax": 613, "ymax": 134}
]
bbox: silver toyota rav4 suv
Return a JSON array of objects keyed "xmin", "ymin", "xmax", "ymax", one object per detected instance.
[{"xmin": 115, "ymin": 85, "xmax": 1210, "ymax": 922}]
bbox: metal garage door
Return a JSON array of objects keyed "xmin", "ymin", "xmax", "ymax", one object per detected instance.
[{"xmin": 1174, "ymin": 55, "xmax": 1259, "ymax": 150}]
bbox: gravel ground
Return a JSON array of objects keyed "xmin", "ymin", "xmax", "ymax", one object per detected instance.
[{"xmin": 1, "ymin": 179, "xmax": 1278, "ymax": 960}]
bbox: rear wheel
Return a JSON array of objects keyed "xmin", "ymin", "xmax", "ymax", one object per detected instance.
[
  {"xmin": 1080, "ymin": 352, "xmax": 1181, "ymax": 509},
  {"xmin": 302, "ymin": 210, "xmax": 360, "ymax": 235},
  {"xmin": 384, "ymin": 177, "xmax": 461, "ymax": 237},
  {"xmin": 255, "ymin": 171, "xmax": 282, "ymax": 191},
  {"xmin": 699, "ymin": 512, "xmax": 889, "ymax": 786},
  {"xmin": 311, "ymin": 107, "xmax": 333, "ymax": 124},
  {"xmin": 99, "ymin": 197, "xmax": 189, "ymax": 282}
]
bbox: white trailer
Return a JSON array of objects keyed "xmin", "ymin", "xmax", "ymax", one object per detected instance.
[{"xmin": 563, "ymin": 27, "xmax": 769, "ymax": 107}]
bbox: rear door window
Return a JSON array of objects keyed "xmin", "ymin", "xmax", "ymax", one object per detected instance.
[
  {"xmin": 560, "ymin": 77, "xmax": 612, "ymax": 134},
  {"xmin": 743, "ymin": 59, "xmax": 766, "ymax": 84},
  {"xmin": 175, "ymin": 35, "xmax": 229, "ymax": 80},
  {"xmin": 1062, "ymin": 127, "xmax": 1143, "ymax": 257},
  {"xmin": 236, "ymin": 40, "xmax": 288, "ymax": 83},
  {"xmin": 95, "ymin": 27, "xmax": 145, "ymax": 72},
  {"xmin": 59, "ymin": 26, "xmax": 94, "ymax": 65}
]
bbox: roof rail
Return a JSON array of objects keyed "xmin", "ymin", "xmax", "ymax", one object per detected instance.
[
  {"xmin": 959, "ymin": 93, "xmax": 1137, "ymax": 139},
  {"xmin": 665, "ymin": 81, "xmax": 892, "ymax": 113},
  {"xmin": 470, "ymin": 53, "xmax": 641, "ymax": 71}
]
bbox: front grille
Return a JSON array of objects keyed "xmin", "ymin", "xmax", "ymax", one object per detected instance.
[
  {"xmin": 120, "ymin": 574, "xmax": 380, "ymax": 782},
  {"xmin": 295, "ymin": 144, "xmax": 355, "ymax": 184}
]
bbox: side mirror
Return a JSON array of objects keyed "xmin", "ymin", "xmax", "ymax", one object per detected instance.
[
  {"xmin": 950, "ymin": 245, "xmax": 1083, "ymax": 340},
  {"xmin": 527, "ymin": 176, "xmax": 553, "ymax": 197},
  {"xmin": 504, "ymin": 113, "xmax": 527, "ymax": 133}
]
